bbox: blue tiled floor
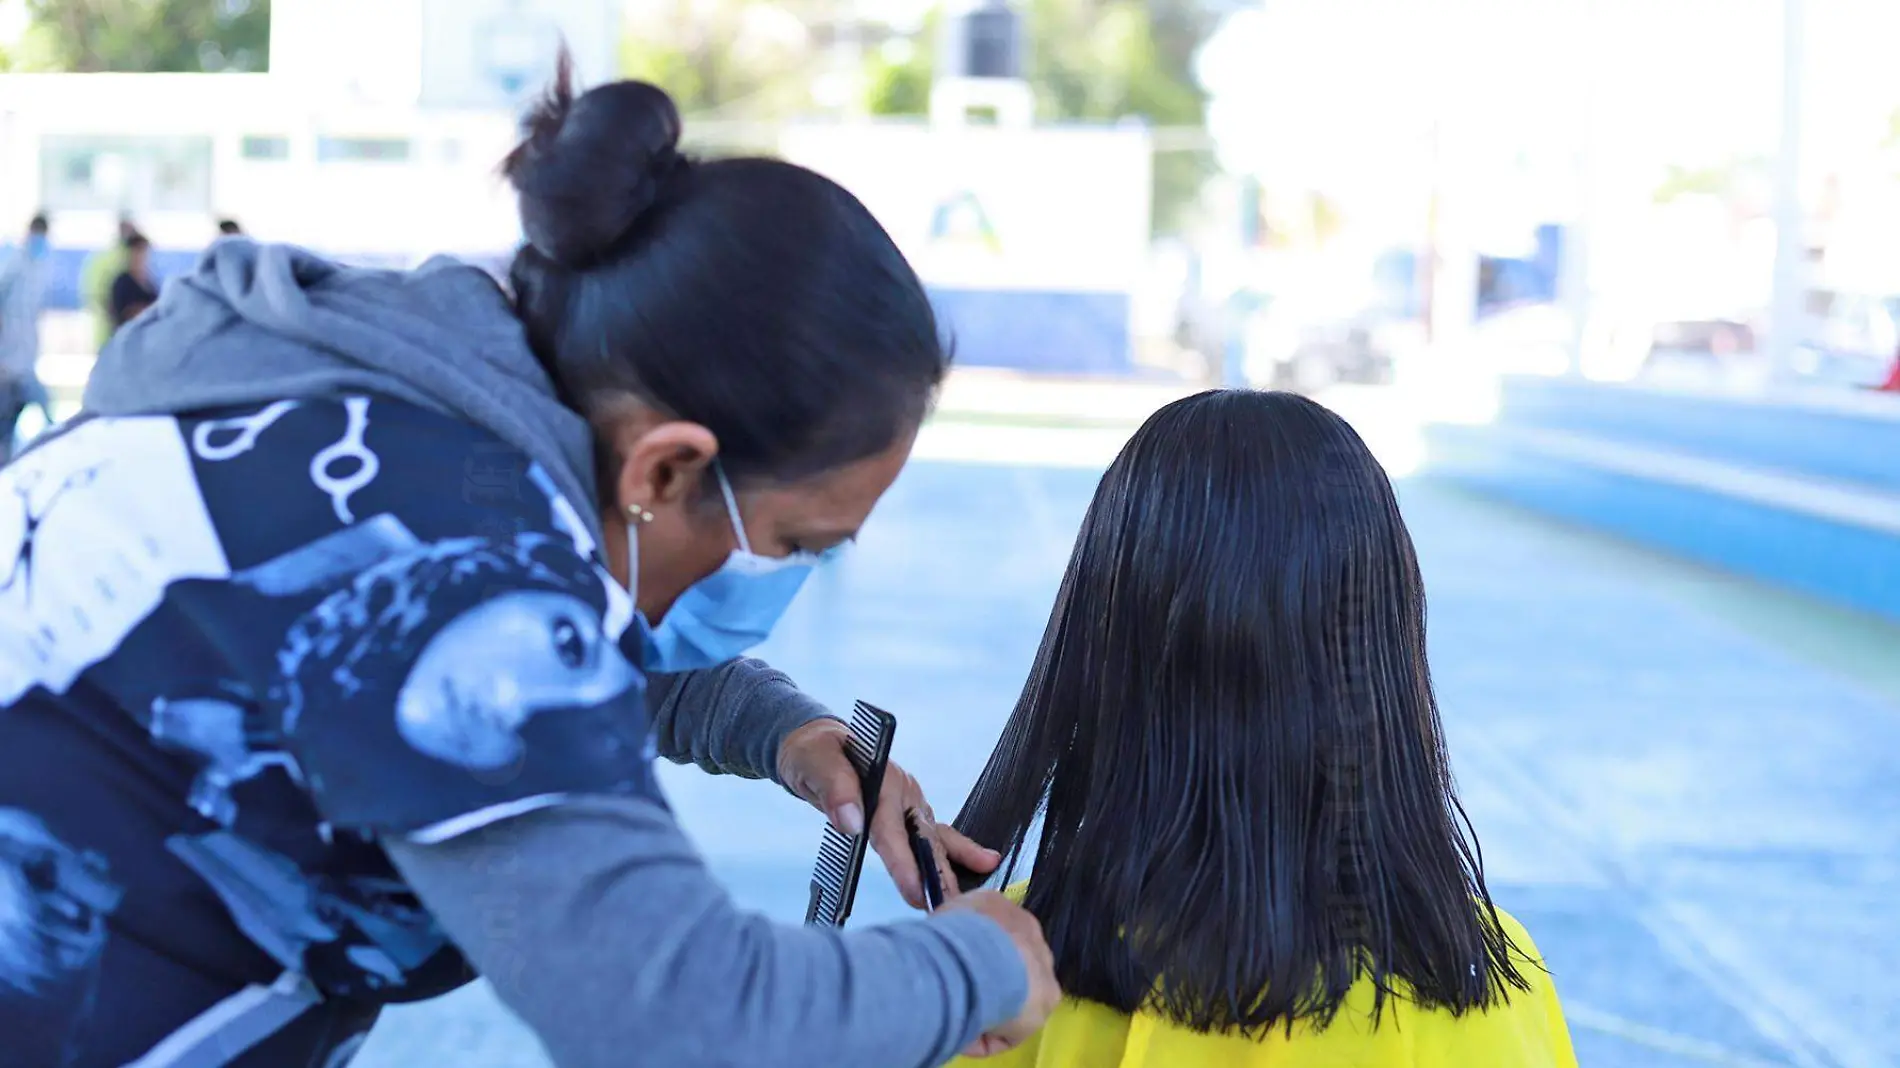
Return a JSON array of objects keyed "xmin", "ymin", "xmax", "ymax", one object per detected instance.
[{"xmin": 358, "ymin": 442, "xmax": 1900, "ymax": 1068}]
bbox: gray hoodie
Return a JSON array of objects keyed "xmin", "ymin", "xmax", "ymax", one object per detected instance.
[{"xmin": 84, "ymin": 240, "xmax": 1027, "ymax": 1067}]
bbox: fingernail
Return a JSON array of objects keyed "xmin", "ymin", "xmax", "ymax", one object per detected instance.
[
  {"xmin": 984, "ymin": 847, "xmax": 1002, "ymax": 859},
  {"xmin": 838, "ymin": 803, "xmax": 865, "ymax": 836}
]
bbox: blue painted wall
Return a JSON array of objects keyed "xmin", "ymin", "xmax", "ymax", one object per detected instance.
[
  {"xmin": 928, "ymin": 288, "xmax": 1132, "ymax": 375},
  {"xmin": 19, "ymin": 243, "xmax": 1138, "ymax": 375},
  {"xmin": 1375, "ymin": 223, "xmax": 1567, "ymax": 322},
  {"xmin": 21, "ymin": 245, "xmax": 417, "ymax": 312},
  {"xmin": 1484, "ymin": 377, "xmax": 1900, "ymax": 494},
  {"xmin": 1424, "ymin": 376, "xmax": 1900, "ymax": 623}
]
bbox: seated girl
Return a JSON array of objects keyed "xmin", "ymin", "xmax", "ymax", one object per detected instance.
[{"xmin": 951, "ymin": 390, "xmax": 1578, "ymax": 1067}]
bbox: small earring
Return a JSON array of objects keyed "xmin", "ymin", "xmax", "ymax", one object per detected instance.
[{"xmin": 627, "ymin": 505, "xmax": 656, "ymax": 525}]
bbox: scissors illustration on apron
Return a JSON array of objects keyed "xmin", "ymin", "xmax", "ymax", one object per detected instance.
[{"xmin": 190, "ymin": 398, "xmax": 381, "ymax": 526}]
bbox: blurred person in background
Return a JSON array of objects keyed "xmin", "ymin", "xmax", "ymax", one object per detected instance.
[
  {"xmin": 0, "ymin": 213, "xmax": 53, "ymax": 461},
  {"xmin": 217, "ymin": 218, "xmax": 243, "ymax": 237},
  {"xmin": 81, "ymin": 215, "xmax": 138, "ymax": 350},
  {"xmin": 0, "ymin": 62, "xmax": 1056, "ymax": 1068},
  {"xmin": 951, "ymin": 390, "xmax": 1578, "ymax": 1068},
  {"xmin": 107, "ymin": 234, "xmax": 160, "ymax": 334}
]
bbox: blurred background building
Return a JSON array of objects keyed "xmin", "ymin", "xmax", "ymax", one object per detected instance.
[{"xmin": 8, "ymin": 0, "xmax": 1900, "ymax": 395}]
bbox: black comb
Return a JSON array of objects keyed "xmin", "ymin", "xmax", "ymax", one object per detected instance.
[{"xmin": 804, "ymin": 701, "xmax": 897, "ymax": 927}]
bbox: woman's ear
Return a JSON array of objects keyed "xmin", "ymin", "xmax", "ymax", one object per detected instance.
[{"xmin": 611, "ymin": 418, "xmax": 720, "ymax": 514}]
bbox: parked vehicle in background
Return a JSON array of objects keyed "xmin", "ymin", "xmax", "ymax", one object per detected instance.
[
  {"xmin": 1649, "ymin": 317, "xmax": 1758, "ymax": 360},
  {"xmin": 1240, "ymin": 299, "xmax": 1404, "ymax": 393},
  {"xmin": 1786, "ymin": 290, "xmax": 1900, "ymax": 390},
  {"xmin": 1629, "ymin": 311, "xmax": 1761, "ymax": 389},
  {"xmin": 1237, "ymin": 247, "xmax": 1413, "ymax": 394},
  {"xmin": 1876, "ymin": 353, "xmax": 1900, "ymax": 392},
  {"xmin": 1630, "ymin": 289, "xmax": 1762, "ymax": 372},
  {"xmin": 1470, "ymin": 301, "xmax": 1574, "ymax": 376},
  {"xmin": 1623, "ymin": 289, "xmax": 1899, "ymax": 393}
]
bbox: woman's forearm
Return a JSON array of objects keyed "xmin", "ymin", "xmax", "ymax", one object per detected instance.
[
  {"xmin": 385, "ymin": 795, "xmax": 1027, "ymax": 1068},
  {"xmin": 646, "ymin": 659, "xmax": 834, "ymax": 783}
]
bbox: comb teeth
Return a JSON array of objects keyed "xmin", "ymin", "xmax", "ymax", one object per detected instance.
[
  {"xmin": 816, "ymin": 834, "xmax": 852, "ymax": 873},
  {"xmin": 809, "ymin": 828, "xmax": 855, "ymax": 925},
  {"xmin": 805, "ymin": 701, "xmax": 898, "ymax": 927},
  {"xmin": 808, "ymin": 822, "xmax": 858, "ymax": 925},
  {"xmin": 847, "ymin": 711, "xmax": 880, "ymax": 761}
]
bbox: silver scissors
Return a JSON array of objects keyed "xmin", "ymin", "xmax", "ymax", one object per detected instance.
[
  {"xmin": 310, "ymin": 397, "xmax": 379, "ymax": 525},
  {"xmin": 191, "ymin": 400, "xmax": 301, "ymax": 462}
]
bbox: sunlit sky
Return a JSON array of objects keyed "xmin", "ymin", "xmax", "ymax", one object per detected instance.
[
  {"xmin": 1183, "ymin": 0, "xmax": 1900, "ymax": 269},
  {"xmin": 1200, "ymin": 0, "xmax": 1900, "ymax": 176},
  {"xmin": 10, "ymin": 0, "xmax": 1900, "ymax": 175},
  {"xmin": 0, "ymin": 0, "xmax": 28, "ymax": 47}
]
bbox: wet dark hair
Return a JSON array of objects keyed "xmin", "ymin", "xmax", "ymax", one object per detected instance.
[
  {"xmin": 27, "ymin": 214, "xmax": 47, "ymax": 236},
  {"xmin": 954, "ymin": 390, "xmax": 1530, "ymax": 1036},
  {"xmin": 217, "ymin": 219, "xmax": 242, "ymax": 235},
  {"xmin": 502, "ymin": 53, "xmax": 949, "ymax": 495}
]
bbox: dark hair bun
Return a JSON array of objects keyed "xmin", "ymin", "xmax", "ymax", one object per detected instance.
[{"xmin": 502, "ymin": 49, "xmax": 685, "ymax": 268}]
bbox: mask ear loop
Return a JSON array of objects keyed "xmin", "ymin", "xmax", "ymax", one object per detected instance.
[
  {"xmin": 623, "ymin": 513, "xmax": 642, "ymax": 602},
  {"xmin": 714, "ymin": 461, "xmax": 753, "ymax": 554}
]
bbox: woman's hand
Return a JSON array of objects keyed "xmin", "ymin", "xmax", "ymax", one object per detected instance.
[
  {"xmin": 938, "ymin": 890, "xmax": 1061, "ymax": 1057},
  {"xmin": 777, "ymin": 717, "xmax": 1002, "ymax": 908}
]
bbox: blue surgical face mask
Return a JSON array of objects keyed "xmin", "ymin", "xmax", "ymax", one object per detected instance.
[{"xmin": 629, "ymin": 464, "xmax": 838, "ymax": 673}]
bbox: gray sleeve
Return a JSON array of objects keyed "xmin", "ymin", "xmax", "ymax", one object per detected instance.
[
  {"xmin": 384, "ymin": 794, "xmax": 1029, "ymax": 1068},
  {"xmin": 646, "ymin": 658, "xmax": 834, "ymax": 784}
]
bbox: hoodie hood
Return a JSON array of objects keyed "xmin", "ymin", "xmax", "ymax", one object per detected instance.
[{"xmin": 84, "ymin": 239, "xmax": 603, "ymax": 541}]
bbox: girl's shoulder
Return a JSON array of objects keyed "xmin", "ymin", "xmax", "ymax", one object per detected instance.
[{"xmin": 965, "ymin": 887, "xmax": 1577, "ymax": 1068}]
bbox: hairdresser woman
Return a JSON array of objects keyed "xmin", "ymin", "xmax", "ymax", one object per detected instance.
[{"xmin": 0, "ymin": 67, "xmax": 1057, "ymax": 1068}]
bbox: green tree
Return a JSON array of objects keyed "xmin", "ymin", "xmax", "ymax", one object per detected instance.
[
  {"xmin": 1, "ymin": 0, "xmax": 269, "ymax": 73},
  {"xmin": 1653, "ymin": 163, "xmax": 1731, "ymax": 204},
  {"xmin": 1652, "ymin": 156, "xmax": 1769, "ymax": 205},
  {"xmin": 621, "ymin": 0, "xmax": 839, "ymax": 123},
  {"xmin": 864, "ymin": 33, "xmax": 932, "ymax": 117},
  {"xmin": 865, "ymin": 0, "xmax": 1214, "ymax": 233}
]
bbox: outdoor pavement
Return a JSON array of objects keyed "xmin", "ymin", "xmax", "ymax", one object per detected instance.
[{"xmin": 332, "ymin": 395, "xmax": 1900, "ymax": 1068}]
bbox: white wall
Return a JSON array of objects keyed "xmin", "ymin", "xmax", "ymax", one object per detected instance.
[
  {"xmin": 0, "ymin": 73, "xmax": 525, "ymax": 258},
  {"xmin": 779, "ymin": 120, "xmax": 1154, "ymax": 295}
]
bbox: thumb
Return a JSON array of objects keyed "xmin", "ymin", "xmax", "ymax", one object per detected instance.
[
  {"xmin": 811, "ymin": 748, "xmax": 866, "ymax": 836},
  {"xmin": 827, "ymin": 793, "xmax": 865, "ymax": 837}
]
